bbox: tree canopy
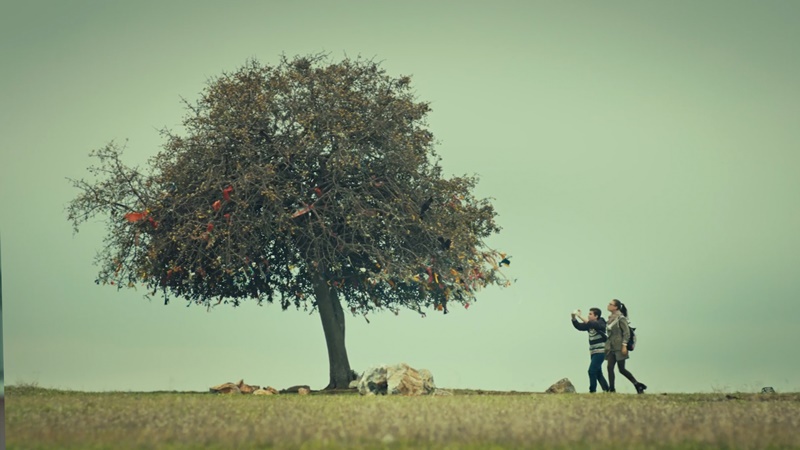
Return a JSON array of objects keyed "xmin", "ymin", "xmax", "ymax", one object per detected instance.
[{"xmin": 68, "ymin": 54, "xmax": 512, "ymax": 387}]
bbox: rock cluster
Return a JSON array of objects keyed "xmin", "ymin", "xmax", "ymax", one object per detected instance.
[
  {"xmin": 209, "ymin": 379, "xmax": 310, "ymax": 395},
  {"xmin": 209, "ymin": 365, "xmax": 439, "ymax": 397}
]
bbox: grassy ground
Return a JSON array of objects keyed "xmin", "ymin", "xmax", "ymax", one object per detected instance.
[{"xmin": 5, "ymin": 385, "xmax": 800, "ymax": 450}]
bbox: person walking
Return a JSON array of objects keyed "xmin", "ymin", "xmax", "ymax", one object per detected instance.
[
  {"xmin": 605, "ymin": 299, "xmax": 647, "ymax": 393},
  {"xmin": 572, "ymin": 307, "xmax": 610, "ymax": 393}
]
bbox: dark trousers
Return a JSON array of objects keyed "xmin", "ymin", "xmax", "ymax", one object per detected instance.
[{"xmin": 589, "ymin": 352, "xmax": 609, "ymax": 392}]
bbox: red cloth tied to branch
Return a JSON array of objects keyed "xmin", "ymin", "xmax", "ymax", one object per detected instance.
[{"xmin": 124, "ymin": 211, "xmax": 147, "ymax": 222}]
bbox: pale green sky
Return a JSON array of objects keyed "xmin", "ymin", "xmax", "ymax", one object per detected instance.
[{"xmin": 1, "ymin": 1, "xmax": 799, "ymax": 393}]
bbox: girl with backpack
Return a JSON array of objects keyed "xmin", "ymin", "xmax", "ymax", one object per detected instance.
[{"xmin": 605, "ymin": 299, "xmax": 647, "ymax": 394}]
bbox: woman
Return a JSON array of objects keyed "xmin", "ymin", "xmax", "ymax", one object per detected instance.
[{"xmin": 605, "ymin": 299, "xmax": 647, "ymax": 394}]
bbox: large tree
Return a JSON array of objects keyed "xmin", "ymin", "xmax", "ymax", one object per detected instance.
[{"xmin": 68, "ymin": 54, "xmax": 511, "ymax": 389}]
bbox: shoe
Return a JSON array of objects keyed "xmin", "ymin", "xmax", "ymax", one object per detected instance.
[
  {"xmin": 635, "ymin": 383, "xmax": 647, "ymax": 394},
  {"xmin": 606, "ymin": 388, "xmax": 616, "ymax": 393}
]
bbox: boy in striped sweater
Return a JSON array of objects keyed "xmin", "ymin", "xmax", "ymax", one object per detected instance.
[{"xmin": 572, "ymin": 307, "xmax": 610, "ymax": 393}]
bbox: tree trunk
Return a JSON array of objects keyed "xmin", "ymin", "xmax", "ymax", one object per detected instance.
[{"xmin": 311, "ymin": 271, "xmax": 353, "ymax": 390}]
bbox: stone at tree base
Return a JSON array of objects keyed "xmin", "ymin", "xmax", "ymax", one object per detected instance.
[
  {"xmin": 357, "ymin": 365, "xmax": 388, "ymax": 395},
  {"xmin": 253, "ymin": 386, "xmax": 279, "ymax": 395},
  {"xmin": 545, "ymin": 378, "xmax": 576, "ymax": 394},
  {"xmin": 298, "ymin": 387, "xmax": 310, "ymax": 395},
  {"xmin": 357, "ymin": 363, "xmax": 436, "ymax": 396}
]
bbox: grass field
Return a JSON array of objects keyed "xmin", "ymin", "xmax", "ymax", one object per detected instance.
[{"xmin": 5, "ymin": 385, "xmax": 800, "ymax": 450}]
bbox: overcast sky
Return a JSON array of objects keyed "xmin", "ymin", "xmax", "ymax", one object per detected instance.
[{"xmin": 2, "ymin": 1, "xmax": 799, "ymax": 394}]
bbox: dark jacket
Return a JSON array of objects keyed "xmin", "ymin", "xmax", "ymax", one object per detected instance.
[{"xmin": 572, "ymin": 317, "xmax": 607, "ymax": 354}]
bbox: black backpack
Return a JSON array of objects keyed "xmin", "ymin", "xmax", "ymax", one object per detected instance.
[{"xmin": 626, "ymin": 324, "xmax": 637, "ymax": 352}]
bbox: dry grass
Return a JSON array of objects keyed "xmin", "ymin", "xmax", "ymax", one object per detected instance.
[{"xmin": 5, "ymin": 386, "xmax": 800, "ymax": 450}]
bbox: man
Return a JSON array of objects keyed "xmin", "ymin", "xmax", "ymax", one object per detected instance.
[{"xmin": 571, "ymin": 307, "xmax": 610, "ymax": 393}]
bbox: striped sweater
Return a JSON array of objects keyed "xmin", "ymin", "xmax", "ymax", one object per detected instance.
[{"xmin": 572, "ymin": 317, "xmax": 608, "ymax": 355}]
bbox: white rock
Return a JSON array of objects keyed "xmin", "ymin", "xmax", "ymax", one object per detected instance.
[{"xmin": 358, "ymin": 363, "xmax": 436, "ymax": 396}]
